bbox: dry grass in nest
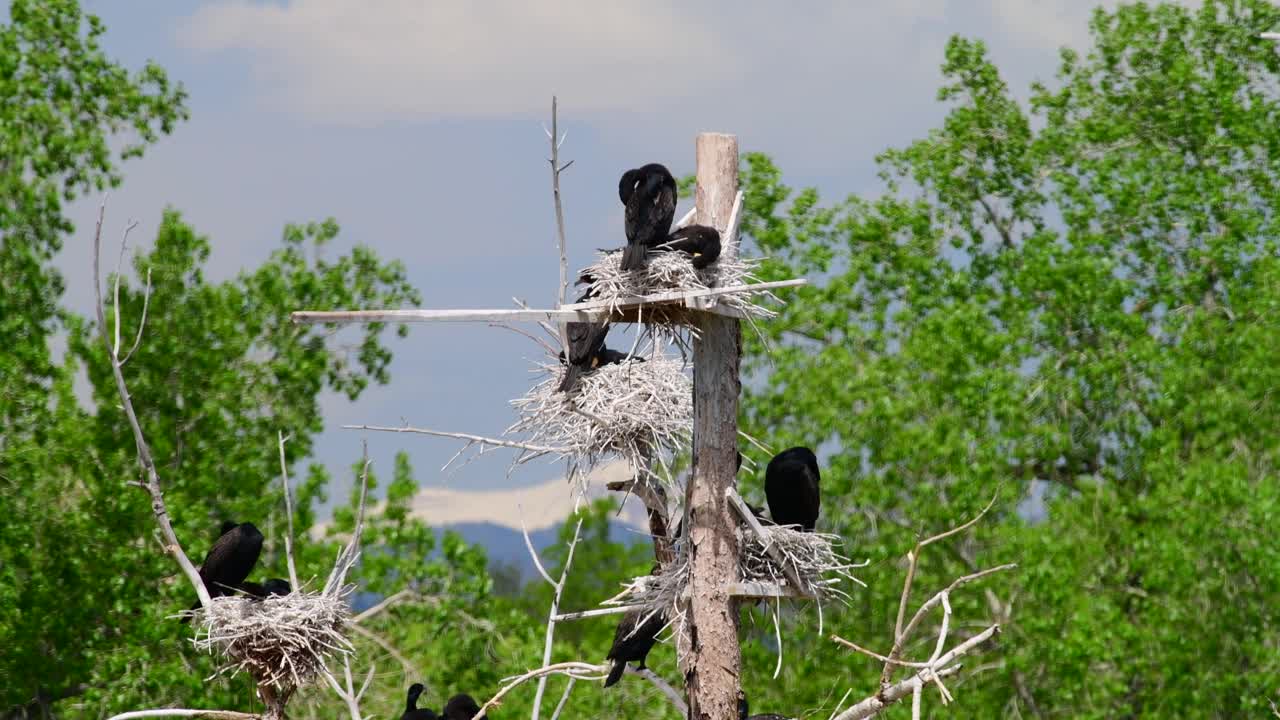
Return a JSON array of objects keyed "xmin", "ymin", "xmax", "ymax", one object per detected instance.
[
  {"xmin": 579, "ymin": 248, "xmax": 780, "ymax": 320},
  {"xmin": 610, "ymin": 525, "xmax": 864, "ymax": 661},
  {"xmin": 506, "ymin": 351, "xmax": 692, "ymax": 491},
  {"xmin": 192, "ymin": 589, "xmax": 354, "ymax": 690}
]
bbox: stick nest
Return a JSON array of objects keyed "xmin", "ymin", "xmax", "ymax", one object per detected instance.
[
  {"xmin": 507, "ymin": 352, "xmax": 691, "ymax": 489},
  {"xmin": 192, "ymin": 589, "xmax": 354, "ymax": 690},
  {"xmin": 579, "ymin": 249, "xmax": 779, "ymax": 320},
  {"xmin": 612, "ymin": 525, "xmax": 864, "ymax": 659}
]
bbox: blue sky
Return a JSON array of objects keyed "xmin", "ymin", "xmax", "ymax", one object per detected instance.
[{"xmin": 54, "ymin": 0, "xmax": 1150, "ymax": 520}]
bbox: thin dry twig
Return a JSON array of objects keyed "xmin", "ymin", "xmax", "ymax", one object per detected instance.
[
  {"xmin": 92, "ymin": 198, "xmax": 209, "ymax": 608},
  {"xmin": 882, "ymin": 493, "xmax": 998, "ymax": 688},
  {"xmin": 548, "ymin": 678, "xmax": 575, "ymax": 720},
  {"xmin": 531, "ymin": 518, "xmax": 584, "ymax": 720},
  {"xmin": 107, "ymin": 711, "xmax": 259, "ymax": 720},
  {"xmin": 628, "ymin": 667, "xmax": 689, "ymax": 716},
  {"xmin": 476, "ymin": 662, "xmax": 608, "ymax": 720},
  {"xmin": 278, "ymin": 431, "xmax": 300, "ymax": 591}
]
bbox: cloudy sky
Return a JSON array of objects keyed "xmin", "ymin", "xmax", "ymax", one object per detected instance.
[{"xmin": 57, "ymin": 0, "xmax": 1138, "ymax": 522}]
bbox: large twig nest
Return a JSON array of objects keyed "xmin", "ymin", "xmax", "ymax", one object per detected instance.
[
  {"xmin": 192, "ymin": 589, "xmax": 354, "ymax": 690},
  {"xmin": 611, "ymin": 526, "xmax": 864, "ymax": 663},
  {"xmin": 579, "ymin": 249, "xmax": 780, "ymax": 320},
  {"xmin": 507, "ymin": 351, "xmax": 692, "ymax": 490}
]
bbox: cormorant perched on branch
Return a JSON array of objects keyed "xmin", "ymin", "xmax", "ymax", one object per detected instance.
[
  {"xmin": 764, "ymin": 447, "xmax": 821, "ymax": 531},
  {"xmin": 619, "ymin": 163, "xmax": 677, "ymax": 271},
  {"xmin": 738, "ymin": 691, "xmax": 790, "ymax": 720},
  {"xmin": 401, "ymin": 683, "xmax": 438, "ymax": 720},
  {"xmin": 659, "ymin": 224, "xmax": 722, "ymax": 269},
  {"xmin": 180, "ymin": 521, "xmax": 264, "ymax": 622},
  {"xmin": 442, "ymin": 693, "xmax": 482, "ymax": 720},
  {"xmin": 604, "ymin": 578, "xmax": 666, "ymax": 688}
]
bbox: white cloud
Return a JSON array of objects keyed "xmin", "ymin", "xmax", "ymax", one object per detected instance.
[{"xmin": 177, "ymin": 0, "xmax": 739, "ymax": 120}]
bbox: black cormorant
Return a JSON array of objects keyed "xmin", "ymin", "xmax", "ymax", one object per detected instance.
[
  {"xmin": 604, "ymin": 602, "xmax": 665, "ymax": 688},
  {"xmin": 660, "ymin": 224, "xmax": 722, "ymax": 269},
  {"xmin": 738, "ymin": 691, "xmax": 790, "ymax": 720},
  {"xmin": 764, "ymin": 447, "xmax": 821, "ymax": 531},
  {"xmin": 558, "ymin": 288, "xmax": 611, "ymax": 394},
  {"xmin": 241, "ymin": 578, "xmax": 292, "ymax": 599},
  {"xmin": 619, "ymin": 164, "xmax": 677, "ymax": 271},
  {"xmin": 401, "ymin": 683, "xmax": 438, "ymax": 720},
  {"xmin": 181, "ymin": 521, "xmax": 264, "ymax": 622},
  {"xmin": 442, "ymin": 693, "xmax": 482, "ymax": 720}
]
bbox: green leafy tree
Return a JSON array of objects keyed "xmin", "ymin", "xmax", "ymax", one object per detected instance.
[{"xmin": 736, "ymin": 1, "xmax": 1280, "ymax": 717}]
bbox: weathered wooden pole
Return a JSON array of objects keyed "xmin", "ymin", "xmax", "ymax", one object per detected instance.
[{"xmin": 682, "ymin": 132, "xmax": 742, "ymax": 720}]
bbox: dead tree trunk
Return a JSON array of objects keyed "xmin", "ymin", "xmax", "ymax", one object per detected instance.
[{"xmin": 681, "ymin": 132, "xmax": 742, "ymax": 720}]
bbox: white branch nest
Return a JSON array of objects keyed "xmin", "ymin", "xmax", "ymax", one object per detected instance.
[
  {"xmin": 579, "ymin": 249, "xmax": 780, "ymax": 320},
  {"xmin": 506, "ymin": 352, "xmax": 692, "ymax": 490},
  {"xmin": 610, "ymin": 526, "xmax": 864, "ymax": 664},
  {"xmin": 191, "ymin": 589, "xmax": 354, "ymax": 690}
]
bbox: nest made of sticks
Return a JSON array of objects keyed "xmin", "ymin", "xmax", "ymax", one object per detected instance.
[
  {"xmin": 192, "ymin": 589, "xmax": 354, "ymax": 690},
  {"xmin": 613, "ymin": 524, "xmax": 864, "ymax": 640},
  {"xmin": 579, "ymin": 248, "xmax": 780, "ymax": 321},
  {"xmin": 507, "ymin": 349, "xmax": 692, "ymax": 490}
]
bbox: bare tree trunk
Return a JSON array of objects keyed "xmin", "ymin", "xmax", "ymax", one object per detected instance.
[{"xmin": 681, "ymin": 132, "xmax": 742, "ymax": 720}]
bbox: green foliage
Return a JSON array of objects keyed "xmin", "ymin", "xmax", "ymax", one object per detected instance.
[{"xmin": 736, "ymin": 1, "xmax": 1280, "ymax": 716}]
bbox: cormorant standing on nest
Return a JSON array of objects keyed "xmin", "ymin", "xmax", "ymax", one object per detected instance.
[
  {"xmin": 764, "ymin": 447, "xmax": 821, "ymax": 531},
  {"xmin": 619, "ymin": 163, "xmax": 677, "ymax": 271},
  {"xmin": 558, "ymin": 287, "xmax": 611, "ymax": 394},
  {"xmin": 660, "ymin": 224, "xmax": 722, "ymax": 269},
  {"xmin": 738, "ymin": 691, "xmax": 790, "ymax": 720},
  {"xmin": 604, "ymin": 583, "xmax": 666, "ymax": 688},
  {"xmin": 181, "ymin": 521, "xmax": 264, "ymax": 622},
  {"xmin": 442, "ymin": 693, "xmax": 482, "ymax": 720},
  {"xmin": 401, "ymin": 683, "xmax": 438, "ymax": 720}
]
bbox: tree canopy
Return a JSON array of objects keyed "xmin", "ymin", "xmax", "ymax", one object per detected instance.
[{"xmin": 5, "ymin": 0, "xmax": 1280, "ymax": 718}]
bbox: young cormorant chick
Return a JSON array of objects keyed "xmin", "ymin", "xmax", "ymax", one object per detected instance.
[
  {"xmin": 442, "ymin": 693, "xmax": 482, "ymax": 720},
  {"xmin": 619, "ymin": 164, "xmax": 677, "ymax": 271},
  {"xmin": 180, "ymin": 521, "xmax": 264, "ymax": 622},
  {"xmin": 401, "ymin": 683, "xmax": 438, "ymax": 720},
  {"xmin": 659, "ymin": 224, "xmax": 722, "ymax": 269},
  {"xmin": 764, "ymin": 447, "xmax": 821, "ymax": 531}
]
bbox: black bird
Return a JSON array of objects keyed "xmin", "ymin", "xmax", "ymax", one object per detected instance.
[
  {"xmin": 218, "ymin": 520, "xmax": 237, "ymax": 536},
  {"xmin": 262, "ymin": 578, "xmax": 292, "ymax": 596},
  {"xmin": 659, "ymin": 224, "xmax": 722, "ymax": 269},
  {"xmin": 401, "ymin": 683, "xmax": 438, "ymax": 720},
  {"xmin": 738, "ymin": 691, "xmax": 790, "ymax": 720},
  {"xmin": 241, "ymin": 578, "xmax": 293, "ymax": 599},
  {"xmin": 558, "ymin": 288, "xmax": 611, "ymax": 394},
  {"xmin": 181, "ymin": 521, "xmax": 264, "ymax": 622},
  {"xmin": 604, "ymin": 603, "xmax": 666, "ymax": 687},
  {"xmin": 442, "ymin": 693, "xmax": 482, "ymax": 720},
  {"xmin": 764, "ymin": 447, "xmax": 821, "ymax": 531},
  {"xmin": 619, "ymin": 163, "xmax": 677, "ymax": 271}
]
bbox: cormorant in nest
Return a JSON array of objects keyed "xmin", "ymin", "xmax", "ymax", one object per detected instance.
[
  {"xmin": 180, "ymin": 521, "xmax": 264, "ymax": 622},
  {"xmin": 659, "ymin": 224, "xmax": 722, "ymax": 269},
  {"xmin": 619, "ymin": 163, "xmax": 677, "ymax": 271},
  {"xmin": 442, "ymin": 693, "xmax": 482, "ymax": 720},
  {"xmin": 401, "ymin": 683, "xmax": 438, "ymax": 720},
  {"xmin": 764, "ymin": 447, "xmax": 821, "ymax": 531},
  {"xmin": 558, "ymin": 288, "xmax": 611, "ymax": 394},
  {"xmin": 240, "ymin": 578, "xmax": 292, "ymax": 599},
  {"xmin": 738, "ymin": 691, "xmax": 790, "ymax": 720},
  {"xmin": 604, "ymin": 606, "xmax": 666, "ymax": 688}
]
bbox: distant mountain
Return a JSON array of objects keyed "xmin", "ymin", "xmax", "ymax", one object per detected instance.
[{"xmin": 443, "ymin": 516, "xmax": 648, "ymax": 582}]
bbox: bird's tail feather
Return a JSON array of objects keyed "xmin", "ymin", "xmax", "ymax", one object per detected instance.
[
  {"xmin": 558, "ymin": 364, "xmax": 583, "ymax": 393},
  {"xmin": 604, "ymin": 660, "xmax": 626, "ymax": 688},
  {"xmin": 620, "ymin": 242, "xmax": 646, "ymax": 271}
]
